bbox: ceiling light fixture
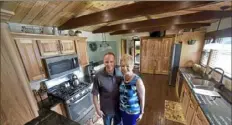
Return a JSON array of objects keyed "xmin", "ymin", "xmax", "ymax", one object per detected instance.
[{"xmin": 99, "ymin": 33, "xmax": 112, "ymax": 51}]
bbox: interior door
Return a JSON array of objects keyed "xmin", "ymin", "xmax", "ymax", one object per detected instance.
[
  {"xmin": 60, "ymin": 40, "xmax": 76, "ymax": 55},
  {"xmin": 15, "ymin": 39, "xmax": 45, "ymax": 81},
  {"xmin": 160, "ymin": 38, "xmax": 173, "ymax": 74},
  {"xmin": 141, "ymin": 38, "xmax": 158, "ymax": 74},
  {"xmin": 37, "ymin": 39, "xmax": 60, "ymax": 57}
]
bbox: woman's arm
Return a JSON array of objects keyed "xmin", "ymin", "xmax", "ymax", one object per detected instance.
[{"xmin": 136, "ymin": 78, "xmax": 145, "ymax": 114}]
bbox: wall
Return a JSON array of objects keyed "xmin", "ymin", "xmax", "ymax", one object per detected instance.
[
  {"xmin": 79, "ymin": 31, "xmax": 122, "ymax": 65},
  {"xmin": 176, "ymin": 31, "xmax": 205, "ymax": 67}
]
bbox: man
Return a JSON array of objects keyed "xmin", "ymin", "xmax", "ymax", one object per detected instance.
[{"xmin": 92, "ymin": 52, "xmax": 122, "ymax": 125}]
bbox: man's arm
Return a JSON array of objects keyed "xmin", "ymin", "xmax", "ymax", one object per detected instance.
[{"xmin": 92, "ymin": 76, "xmax": 104, "ymax": 117}]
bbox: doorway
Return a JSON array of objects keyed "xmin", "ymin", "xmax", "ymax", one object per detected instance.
[{"xmin": 133, "ymin": 37, "xmax": 141, "ymax": 73}]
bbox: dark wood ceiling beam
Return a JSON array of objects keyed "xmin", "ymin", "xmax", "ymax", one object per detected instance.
[
  {"xmin": 58, "ymin": 1, "xmax": 215, "ymax": 30},
  {"xmin": 94, "ymin": 11, "xmax": 232, "ymax": 33},
  {"xmin": 110, "ymin": 23, "xmax": 210, "ymax": 35}
]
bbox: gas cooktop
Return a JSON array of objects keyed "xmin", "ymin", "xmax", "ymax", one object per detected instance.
[{"xmin": 47, "ymin": 81, "xmax": 90, "ymax": 101}]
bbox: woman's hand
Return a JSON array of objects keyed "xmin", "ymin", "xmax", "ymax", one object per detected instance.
[
  {"xmin": 137, "ymin": 113, "xmax": 143, "ymax": 122},
  {"xmin": 96, "ymin": 109, "xmax": 105, "ymax": 117}
]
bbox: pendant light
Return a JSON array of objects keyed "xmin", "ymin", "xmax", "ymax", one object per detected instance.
[{"xmin": 213, "ymin": 6, "xmax": 230, "ymax": 43}]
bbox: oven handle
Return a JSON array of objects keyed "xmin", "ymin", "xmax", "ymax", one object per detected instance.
[{"xmin": 71, "ymin": 92, "xmax": 90, "ymax": 104}]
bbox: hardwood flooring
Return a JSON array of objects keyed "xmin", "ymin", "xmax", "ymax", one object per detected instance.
[{"xmin": 138, "ymin": 74, "xmax": 184, "ymax": 125}]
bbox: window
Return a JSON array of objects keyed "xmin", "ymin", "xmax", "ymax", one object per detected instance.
[{"xmin": 200, "ymin": 37, "xmax": 232, "ymax": 77}]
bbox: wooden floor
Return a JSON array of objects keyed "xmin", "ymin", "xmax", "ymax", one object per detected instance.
[{"xmin": 138, "ymin": 73, "xmax": 183, "ymax": 125}]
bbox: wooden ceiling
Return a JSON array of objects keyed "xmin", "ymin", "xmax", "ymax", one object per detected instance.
[{"xmin": 1, "ymin": 1, "xmax": 231, "ymax": 35}]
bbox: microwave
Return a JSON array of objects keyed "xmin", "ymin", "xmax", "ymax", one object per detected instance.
[{"xmin": 42, "ymin": 55, "xmax": 79, "ymax": 79}]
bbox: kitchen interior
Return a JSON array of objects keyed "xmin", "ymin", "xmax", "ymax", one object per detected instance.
[{"xmin": 0, "ymin": 1, "xmax": 232, "ymax": 125}]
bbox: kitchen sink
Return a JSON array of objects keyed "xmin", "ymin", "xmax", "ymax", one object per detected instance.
[{"xmin": 191, "ymin": 78, "xmax": 215, "ymax": 90}]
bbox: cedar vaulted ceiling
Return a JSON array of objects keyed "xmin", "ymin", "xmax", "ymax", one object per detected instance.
[{"xmin": 0, "ymin": 1, "xmax": 231, "ymax": 34}]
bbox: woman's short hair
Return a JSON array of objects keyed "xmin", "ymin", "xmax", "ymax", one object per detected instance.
[{"xmin": 120, "ymin": 54, "xmax": 134, "ymax": 67}]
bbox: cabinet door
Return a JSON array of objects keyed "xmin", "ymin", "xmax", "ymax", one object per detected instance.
[
  {"xmin": 60, "ymin": 40, "xmax": 76, "ymax": 55},
  {"xmin": 37, "ymin": 39, "xmax": 60, "ymax": 57},
  {"xmin": 75, "ymin": 39, "xmax": 89, "ymax": 67},
  {"xmin": 182, "ymin": 88, "xmax": 190, "ymax": 116},
  {"xmin": 191, "ymin": 111, "xmax": 202, "ymax": 125},
  {"xmin": 15, "ymin": 39, "xmax": 45, "ymax": 81},
  {"xmin": 196, "ymin": 107, "xmax": 210, "ymax": 125},
  {"xmin": 176, "ymin": 72, "xmax": 180, "ymax": 98},
  {"xmin": 186, "ymin": 99, "xmax": 196, "ymax": 125}
]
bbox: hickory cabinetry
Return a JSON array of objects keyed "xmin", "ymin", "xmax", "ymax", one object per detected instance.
[{"xmin": 12, "ymin": 33, "xmax": 88, "ymax": 82}]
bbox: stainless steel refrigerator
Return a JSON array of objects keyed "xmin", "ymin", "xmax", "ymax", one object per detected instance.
[{"xmin": 168, "ymin": 43, "xmax": 182, "ymax": 86}]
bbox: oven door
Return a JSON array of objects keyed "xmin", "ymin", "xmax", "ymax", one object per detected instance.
[{"xmin": 66, "ymin": 92, "xmax": 94, "ymax": 122}]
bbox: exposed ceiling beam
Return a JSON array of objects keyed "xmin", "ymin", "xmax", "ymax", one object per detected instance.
[
  {"xmin": 110, "ymin": 23, "xmax": 210, "ymax": 35},
  {"xmin": 94, "ymin": 11, "xmax": 232, "ymax": 33},
  {"xmin": 58, "ymin": 1, "xmax": 215, "ymax": 30}
]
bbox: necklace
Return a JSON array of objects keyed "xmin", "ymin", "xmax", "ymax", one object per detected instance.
[{"xmin": 124, "ymin": 73, "xmax": 135, "ymax": 83}]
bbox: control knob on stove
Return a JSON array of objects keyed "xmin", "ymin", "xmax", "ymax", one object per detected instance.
[{"xmin": 70, "ymin": 98, "xmax": 74, "ymax": 102}]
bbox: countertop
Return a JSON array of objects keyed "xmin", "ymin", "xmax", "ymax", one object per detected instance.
[
  {"xmin": 179, "ymin": 68, "xmax": 232, "ymax": 125},
  {"xmin": 25, "ymin": 109, "xmax": 80, "ymax": 125}
]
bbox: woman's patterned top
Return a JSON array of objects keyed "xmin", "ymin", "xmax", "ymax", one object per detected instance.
[{"xmin": 119, "ymin": 74, "xmax": 141, "ymax": 114}]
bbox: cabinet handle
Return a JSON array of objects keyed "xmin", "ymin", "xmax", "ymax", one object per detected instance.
[
  {"xmin": 189, "ymin": 103, "xmax": 194, "ymax": 109},
  {"xmin": 40, "ymin": 67, "xmax": 44, "ymax": 73},
  {"xmin": 61, "ymin": 44, "xmax": 63, "ymax": 51},
  {"xmin": 196, "ymin": 114, "xmax": 203, "ymax": 121},
  {"xmin": 57, "ymin": 42, "xmax": 60, "ymax": 51}
]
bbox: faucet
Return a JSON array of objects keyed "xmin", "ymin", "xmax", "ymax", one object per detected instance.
[
  {"xmin": 208, "ymin": 67, "xmax": 224, "ymax": 84},
  {"xmin": 208, "ymin": 67, "xmax": 225, "ymax": 90}
]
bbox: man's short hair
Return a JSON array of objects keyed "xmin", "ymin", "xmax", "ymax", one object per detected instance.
[{"xmin": 104, "ymin": 52, "xmax": 115, "ymax": 58}]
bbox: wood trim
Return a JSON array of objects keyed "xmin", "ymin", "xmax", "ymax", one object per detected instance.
[
  {"xmin": 110, "ymin": 23, "xmax": 210, "ymax": 35},
  {"xmin": 0, "ymin": 9, "xmax": 15, "ymax": 21},
  {"xmin": 205, "ymin": 27, "xmax": 232, "ymax": 39},
  {"xmin": 1, "ymin": 23, "xmax": 38, "ymax": 124},
  {"xmin": 93, "ymin": 10, "xmax": 231, "ymax": 33},
  {"xmin": 11, "ymin": 32, "xmax": 87, "ymax": 40},
  {"xmin": 59, "ymin": 1, "xmax": 214, "ymax": 30}
]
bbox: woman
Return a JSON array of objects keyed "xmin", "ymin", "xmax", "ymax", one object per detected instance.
[{"xmin": 119, "ymin": 54, "xmax": 145, "ymax": 125}]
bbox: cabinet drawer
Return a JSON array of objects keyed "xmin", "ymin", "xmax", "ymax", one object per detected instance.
[{"xmin": 196, "ymin": 107, "xmax": 210, "ymax": 125}]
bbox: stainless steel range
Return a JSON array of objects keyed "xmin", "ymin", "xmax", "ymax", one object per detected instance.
[{"xmin": 44, "ymin": 67, "xmax": 94, "ymax": 125}]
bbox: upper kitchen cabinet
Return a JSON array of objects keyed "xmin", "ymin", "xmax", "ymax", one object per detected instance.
[
  {"xmin": 15, "ymin": 39, "xmax": 45, "ymax": 81},
  {"xmin": 59, "ymin": 40, "xmax": 76, "ymax": 55},
  {"xmin": 75, "ymin": 38, "xmax": 89, "ymax": 67},
  {"xmin": 37, "ymin": 39, "xmax": 60, "ymax": 57}
]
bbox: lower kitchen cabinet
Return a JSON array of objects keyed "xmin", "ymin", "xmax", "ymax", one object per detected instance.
[
  {"xmin": 186, "ymin": 99, "xmax": 196, "ymax": 125},
  {"xmin": 15, "ymin": 39, "xmax": 45, "ymax": 81},
  {"xmin": 191, "ymin": 107, "xmax": 210, "ymax": 125},
  {"xmin": 50, "ymin": 103, "xmax": 67, "ymax": 117},
  {"xmin": 182, "ymin": 88, "xmax": 190, "ymax": 116}
]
